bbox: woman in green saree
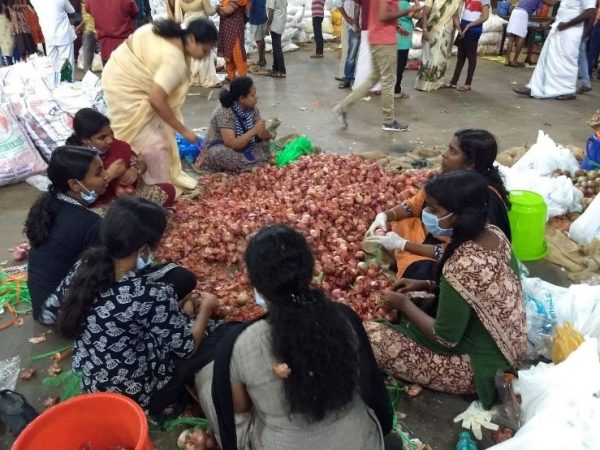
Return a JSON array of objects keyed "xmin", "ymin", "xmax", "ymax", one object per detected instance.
[
  {"xmin": 365, "ymin": 171, "xmax": 527, "ymax": 409},
  {"xmin": 415, "ymin": 0, "xmax": 461, "ymax": 91}
]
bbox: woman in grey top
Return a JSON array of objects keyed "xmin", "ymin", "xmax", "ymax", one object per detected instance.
[{"xmin": 196, "ymin": 225, "xmax": 392, "ymax": 449}]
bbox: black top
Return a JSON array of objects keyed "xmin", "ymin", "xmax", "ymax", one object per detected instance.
[
  {"xmin": 27, "ymin": 199, "xmax": 101, "ymax": 320},
  {"xmin": 487, "ymin": 188, "xmax": 512, "ymax": 242}
]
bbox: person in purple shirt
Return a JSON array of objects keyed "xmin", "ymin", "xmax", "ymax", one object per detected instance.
[{"xmin": 504, "ymin": 0, "xmax": 557, "ymax": 66}]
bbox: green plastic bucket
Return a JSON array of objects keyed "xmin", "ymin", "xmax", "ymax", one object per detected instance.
[{"xmin": 508, "ymin": 190, "xmax": 548, "ymax": 262}]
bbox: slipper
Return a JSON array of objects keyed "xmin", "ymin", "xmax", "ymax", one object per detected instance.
[
  {"xmin": 556, "ymin": 94, "xmax": 576, "ymax": 100},
  {"xmin": 440, "ymin": 83, "xmax": 456, "ymax": 89},
  {"xmin": 577, "ymin": 86, "xmax": 592, "ymax": 94},
  {"xmin": 394, "ymin": 92, "xmax": 410, "ymax": 99},
  {"xmin": 335, "ymin": 76, "xmax": 345, "ymax": 81},
  {"xmin": 0, "ymin": 390, "xmax": 39, "ymax": 437},
  {"xmin": 512, "ymin": 62, "xmax": 525, "ymax": 68},
  {"xmin": 310, "ymin": 54, "xmax": 324, "ymax": 59},
  {"xmin": 513, "ymin": 86, "xmax": 531, "ymax": 96},
  {"xmin": 456, "ymin": 85, "xmax": 471, "ymax": 92}
]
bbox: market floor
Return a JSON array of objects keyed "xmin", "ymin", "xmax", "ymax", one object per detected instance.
[{"xmin": 0, "ymin": 47, "xmax": 587, "ymax": 449}]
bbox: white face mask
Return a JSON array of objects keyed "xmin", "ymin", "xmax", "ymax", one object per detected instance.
[
  {"xmin": 136, "ymin": 247, "xmax": 154, "ymax": 271},
  {"xmin": 254, "ymin": 288, "xmax": 268, "ymax": 310}
]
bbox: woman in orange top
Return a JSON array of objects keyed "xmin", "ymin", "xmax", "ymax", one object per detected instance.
[
  {"xmin": 216, "ymin": 0, "xmax": 249, "ymax": 81},
  {"xmin": 368, "ymin": 129, "xmax": 511, "ymax": 282}
]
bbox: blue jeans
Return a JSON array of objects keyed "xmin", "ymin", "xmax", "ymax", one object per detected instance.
[
  {"xmin": 588, "ymin": 22, "xmax": 600, "ymax": 75},
  {"xmin": 343, "ymin": 28, "xmax": 360, "ymax": 81},
  {"xmin": 579, "ymin": 37, "xmax": 592, "ymax": 88}
]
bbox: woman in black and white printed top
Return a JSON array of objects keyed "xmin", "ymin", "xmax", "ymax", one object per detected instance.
[{"xmin": 51, "ymin": 198, "xmax": 221, "ymax": 420}]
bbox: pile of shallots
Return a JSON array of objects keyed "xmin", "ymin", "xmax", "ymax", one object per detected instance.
[{"xmin": 157, "ymin": 154, "xmax": 437, "ymax": 321}]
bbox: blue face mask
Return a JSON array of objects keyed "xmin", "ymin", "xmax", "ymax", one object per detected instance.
[
  {"xmin": 422, "ymin": 209, "xmax": 454, "ymax": 237},
  {"xmin": 254, "ymin": 288, "xmax": 268, "ymax": 310},
  {"xmin": 76, "ymin": 181, "xmax": 98, "ymax": 205},
  {"xmin": 136, "ymin": 247, "xmax": 154, "ymax": 271}
]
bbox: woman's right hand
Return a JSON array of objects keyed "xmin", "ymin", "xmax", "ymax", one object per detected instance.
[
  {"xmin": 367, "ymin": 212, "xmax": 388, "ymax": 235},
  {"xmin": 182, "ymin": 129, "xmax": 200, "ymax": 144},
  {"xmin": 106, "ymin": 159, "xmax": 127, "ymax": 181},
  {"xmin": 391, "ymin": 278, "xmax": 430, "ymax": 293},
  {"xmin": 196, "ymin": 292, "xmax": 220, "ymax": 314},
  {"xmin": 252, "ymin": 119, "xmax": 267, "ymax": 136}
]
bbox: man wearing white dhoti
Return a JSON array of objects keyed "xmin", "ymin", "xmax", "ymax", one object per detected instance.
[{"xmin": 515, "ymin": 0, "xmax": 595, "ymax": 99}]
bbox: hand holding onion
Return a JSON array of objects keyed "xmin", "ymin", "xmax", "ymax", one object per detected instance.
[
  {"xmin": 367, "ymin": 212, "xmax": 389, "ymax": 235},
  {"xmin": 380, "ymin": 290, "xmax": 410, "ymax": 311},
  {"xmin": 194, "ymin": 292, "xmax": 220, "ymax": 314},
  {"xmin": 391, "ymin": 278, "xmax": 430, "ymax": 293}
]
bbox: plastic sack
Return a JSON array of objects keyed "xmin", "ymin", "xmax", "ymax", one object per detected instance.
[
  {"xmin": 511, "ymin": 131, "xmax": 580, "ymax": 177},
  {"xmin": 274, "ymin": 135, "xmax": 315, "ymax": 166},
  {"xmin": 0, "ymin": 356, "xmax": 21, "ymax": 391},
  {"xmin": 0, "ymin": 103, "xmax": 47, "ymax": 186},
  {"xmin": 569, "ymin": 194, "xmax": 600, "ymax": 244},
  {"xmin": 521, "ymin": 277, "xmax": 564, "ymax": 359}
]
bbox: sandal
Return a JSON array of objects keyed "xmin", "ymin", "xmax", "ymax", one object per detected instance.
[
  {"xmin": 0, "ymin": 390, "xmax": 39, "ymax": 437},
  {"xmin": 456, "ymin": 85, "xmax": 471, "ymax": 92},
  {"xmin": 556, "ymin": 94, "xmax": 577, "ymax": 100},
  {"xmin": 577, "ymin": 86, "xmax": 592, "ymax": 94},
  {"xmin": 338, "ymin": 81, "xmax": 351, "ymax": 89},
  {"xmin": 440, "ymin": 83, "xmax": 456, "ymax": 89},
  {"xmin": 513, "ymin": 86, "xmax": 531, "ymax": 96},
  {"xmin": 310, "ymin": 54, "xmax": 324, "ymax": 59},
  {"xmin": 394, "ymin": 92, "xmax": 410, "ymax": 99}
]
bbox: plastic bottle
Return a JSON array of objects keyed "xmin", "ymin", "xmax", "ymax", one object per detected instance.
[{"xmin": 456, "ymin": 431, "xmax": 478, "ymax": 450}]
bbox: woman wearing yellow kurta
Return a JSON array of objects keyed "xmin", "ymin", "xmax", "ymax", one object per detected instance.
[
  {"xmin": 102, "ymin": 19, "xmax": 218, "ymax": 192},
  {"xmin": 167, "ymin": 0, "xmax": 223, "ymax": 88}
]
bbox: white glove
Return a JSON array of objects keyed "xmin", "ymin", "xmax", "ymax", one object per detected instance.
[
  {"xmin": 367, "ymin": 212, "xmax": 388, "ymax": 235},
  {"xmin": 453, "ymin": 400, "xmax": 499, "ymax": 440},
  {"xmin": 368, "ymin": 232, "xmax": 407, "ymax": 251}
]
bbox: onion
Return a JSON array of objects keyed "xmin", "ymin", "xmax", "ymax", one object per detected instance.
[{"xmin": 156, "ymin": 156, "xmax": 436, "ymax": 321}]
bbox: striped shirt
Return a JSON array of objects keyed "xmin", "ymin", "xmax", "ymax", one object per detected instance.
[{"xmin": 312, "ymin": 0, "xmax": 325, "ymax": 17}]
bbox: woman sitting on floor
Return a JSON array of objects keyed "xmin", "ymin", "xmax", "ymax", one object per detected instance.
[
  {"xmin": 365, "ymin": 171, "xmax": 527, "ymax": 410},
  {"xmin": 51, "ymin": 198, "xmax": 220, "ymax": 419},
  {"xmin": 25, "ymin": 146, "xmax": 107, "ymax": 323},
  {"xmin": 202, "ymin": 76, "xmax": 275, "ymax": 172},
  {"xmin": 66, "ymin": 108, "xmax": 176, "ymax": 209},
  {"xmin": 368, "ymin": 128, "xmax": 511, "ymax": 281},
  {"xmin": 195, "ymin": 225, "xmax": 392, "ymax": 449}
]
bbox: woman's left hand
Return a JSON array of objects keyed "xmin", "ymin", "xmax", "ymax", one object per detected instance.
[{"xmin": 381, "ymin": 290, "xmax": 410, "ymax": 311}]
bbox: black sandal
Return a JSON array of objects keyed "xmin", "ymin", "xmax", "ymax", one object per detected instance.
[{"xmin": 0, "ymin": 390, "xmax": 39, "ymax": 437}]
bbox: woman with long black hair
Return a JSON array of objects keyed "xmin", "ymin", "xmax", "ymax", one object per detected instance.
[
  {"xmin": 25, "ymin": 146, "xmax": 107, "ymax": 322},
  {"xmin": 366, "ymin": 171, "xmax": 527, "ymax": 410},
  {"xmin": 50, "ymin": 198, "xmax": 219, "ymax": 418},
  {"xmin": 195, "ymin": 225, "xmax": 392, "ymax": 449},
  {"xmin": 368, "ymin": 128, "xmax": 511, "ymax": 281}
]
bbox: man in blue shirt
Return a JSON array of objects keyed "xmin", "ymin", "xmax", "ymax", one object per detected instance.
[{"xmin": 249, "ymin": 0, "xmax": 269, "ymax": 66}]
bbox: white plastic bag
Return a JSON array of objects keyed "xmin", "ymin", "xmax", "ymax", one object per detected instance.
[
  {"xmin": 554, "ymin": 284, "xmax": 600, "ymax": 348},
  {"xmin": 511, "ymin": 131, "xmax": 580, "ymax": 176},
  {"xmin": 516, "ymin": 338, "xmax": 600, "ymax": 422},
  {"xmin": 522, "ymin": 278, "xmax": 565, "ymax": 359},
  {"xmin": 569, "ymin": 194, "xmax": 600, "ymax": 244},
  {"xmin": 498, "ymin": 164, "xmax": 583, "ymax": 218}
]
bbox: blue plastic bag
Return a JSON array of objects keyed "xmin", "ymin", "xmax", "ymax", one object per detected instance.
[{"xmin": 176, "ymin": 133, "xmax": 205, "ymax": 164}]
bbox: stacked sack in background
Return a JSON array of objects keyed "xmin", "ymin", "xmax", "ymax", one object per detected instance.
[{"xmin": 0, "ymin": 56, "xmax": 107, "ymax": 186}]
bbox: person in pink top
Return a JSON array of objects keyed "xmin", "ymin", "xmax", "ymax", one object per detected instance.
[
  {"xmin": 333, "ymin": 0, "xmax": 420, "ymax": 131},
  {"xmin": 86, "ymin": 0, "xmax": 138, "ymax": 64}
]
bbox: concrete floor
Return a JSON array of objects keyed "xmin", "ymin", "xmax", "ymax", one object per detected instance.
[{"xmin": 0, "ymin": 48, "xmax": 594, "ymax": 449}]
